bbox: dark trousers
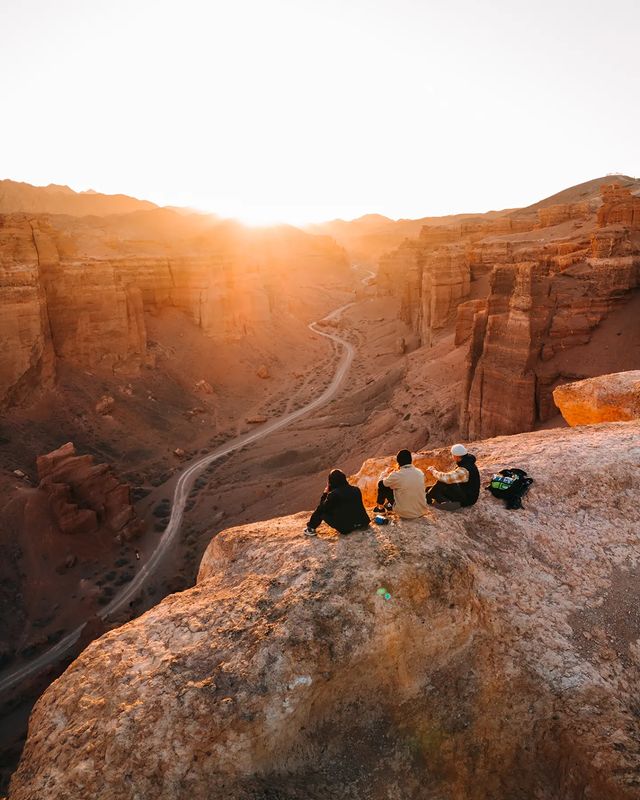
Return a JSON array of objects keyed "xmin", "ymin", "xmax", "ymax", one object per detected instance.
[
  {"xmin": 426, "ymin": 481, "xmax": 463, "ymax": 505},
  {"xmin": 376, "ymin": 480, "xmax": 395, "ymax": 506}
]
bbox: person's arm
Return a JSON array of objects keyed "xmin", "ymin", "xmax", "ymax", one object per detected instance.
[
  {"xmin": 428, "ymin": 465, "xmax": 469, "ymax": 484},
  {"xmin": 309, "ymin": 490, "xmax": 337, "ymax": 529},
  {"xmin": 382, "ymin": 469, "xmax": 401, "ymax": 488},
  {"xmin": 320, "ymin": 489, "xmax": 340, "ymax": 513}
]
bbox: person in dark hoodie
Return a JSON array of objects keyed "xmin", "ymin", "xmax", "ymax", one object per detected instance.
[
  {"xmin": 425, "ymin": 444, "xmax": 480, "ymax": 508},
  {"xmin": 304, "ymin": 469, "xmax": 370, "ymax": 536}
]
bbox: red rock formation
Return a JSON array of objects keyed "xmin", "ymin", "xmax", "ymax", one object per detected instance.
[
  {"xmin": 597, "ymin": 184, "xmax": 640, "ymax": 227},
  {"xmin": 461, "ymin": 241, "xmax": 640, "ymax": 438},
  {"xmin": 0, "ymin": 216, "xmax": 56, "ymax": 406},
  {"xmin": 537, "ymin": 201, "xmax": 590, "ymax": 228},
  {"xmin": 378, "ymin": 237, "xmax": 471, "ymax": 346},
  {"xmin": 36, "ymin": 442, "xmax": 142, "ymax": 539},
  {"xmin": 0, "ymin": 211, "xmax": 349, "ymax": 407},
  {"xmin": 455, "ymin": 299, "xmax": 486, "ymax": 345}
]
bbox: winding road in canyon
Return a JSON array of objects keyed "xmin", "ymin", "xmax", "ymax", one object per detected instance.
[{"xmin": 0, "ymin": 268, "xmax": 375, "ymax": 695}]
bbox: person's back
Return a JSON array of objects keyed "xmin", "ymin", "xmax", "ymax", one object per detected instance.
[
  {"xmin": 379, "ymin": 451, "xmax": 428, "ymax": 519},
  {"xmin": 305, "ymin": 469, "xmax": 370, "ymax": 535},
  {"xmin": 326, "ymin": 482, "xmax": 370, "ymax": 533},
  {"xmin": 457, "ymin": 453, "xmax": 480, "ymax": 507}
]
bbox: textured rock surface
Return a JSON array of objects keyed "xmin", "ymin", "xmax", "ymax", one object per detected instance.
[
  {"xmin": 537, "ymin": 201, "xmax": 591, "ymax": 228},
  {"xmin": 378, "ymin": 237, "xmax": 472, "ymax": 346},
  {"xmin": 0, "ymin": 216, "xmax": 56, "ymax": 407},
  {"xmin": 36, "ymin": 442, "xmax": 142, "ymax": 539},
  {"xmin": 597, "ymin": 184, "xmax": 640, "ymax": 227},
  {"xmin": 459, "ymin": 184, "xmax": 640, "ymax": 439},
  {"xmin": 455, "ymin": 299, "xmax": 486, "ymax": 345},
  {"xmin": 0, "ymin": 212, "xmax": 348, "ymax": 407},
  {"xmin": 553, "ymin": 370, "xmax": 640, "ymax": 426},
  {"xmin": 10, "ymin": 422, "xmax": 640, "ymax": 799},
  {"xmin": 373, "ymin": 178, "xmax": 640, "ymax": 440}
]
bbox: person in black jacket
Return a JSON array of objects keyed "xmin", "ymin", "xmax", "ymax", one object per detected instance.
[
  {"xmin": 304, "ymin": 469, "xmax": 370, "ymax": 536},
  {"xmin": 425, "ymin": 444, "xmax": 480, "ymax": 508}
]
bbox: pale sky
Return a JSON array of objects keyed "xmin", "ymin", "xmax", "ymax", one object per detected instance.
[{"xmin": 1, "ymin": 0, "xmax": 638, "ymax": 225}]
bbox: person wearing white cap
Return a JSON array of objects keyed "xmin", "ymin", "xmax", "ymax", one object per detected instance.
[{"xmin": 425, "ymin": 444, "xmax": 480, "ymax": 508}]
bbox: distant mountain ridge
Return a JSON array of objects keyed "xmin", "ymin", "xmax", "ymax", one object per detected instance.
[
  {"xmin": 305, "ymin": 174, "xmax": 639, "ymax": 262},
  {"xmin": 0, "ymin": 179, "xmax": 157, "ymax": 216}
]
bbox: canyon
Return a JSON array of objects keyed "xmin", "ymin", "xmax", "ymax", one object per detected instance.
[{"xmin": 1, "ymin": 176, "xmax": 640, "ymax": 797}]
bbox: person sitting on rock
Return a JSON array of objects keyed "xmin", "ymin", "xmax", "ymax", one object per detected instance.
[
  {"xmin": 425, "ymin": 444, "xmax": 480, "ymax": 508},
  {"xmin": 304, "ymin": 469, "xmax": 370, "ymax": 536},
  {"xmin": 374, "ymin": 449, "xmax": 428, "ymax": 519}
]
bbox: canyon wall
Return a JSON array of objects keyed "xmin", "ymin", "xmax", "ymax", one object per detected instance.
[
  {"xmin": 460, "ymin": 188, "xmax": 640, "ymax": 438},
  {"xmin": 0, "ymin": 212, "xmax": 349, "ymax": 408},
  {"xmin": 376, "ymin": 178, "xmax": 640, "ymax": 439}
]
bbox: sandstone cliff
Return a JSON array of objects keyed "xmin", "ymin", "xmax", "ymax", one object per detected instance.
[
  {"xmin": 373, "ymin": 176, "xmax": 640, "ymax": 440},
  {"xmin": 0, "ymin": 211, "xmax": 349, "ymax": 408},
  {"xmin": 460, "ymin": 184, "xmax": 640, "ymax": 438},
  {"xmin": 9, "ymin": 421, "xmax": 640, "ymax": 799}
]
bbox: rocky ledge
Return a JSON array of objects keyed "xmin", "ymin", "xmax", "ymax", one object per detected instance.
[
  {"xmin": 553, "ymin": 370, "xmax": 640, "ymax": 426},
  {"xmin": 9, "ymin": 422, "xmax": 640, "ymax": 799}
]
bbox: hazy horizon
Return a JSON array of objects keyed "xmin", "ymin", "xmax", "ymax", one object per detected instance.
[{"xmin": 1, "ymin": 0, "xmax": 639, "ymax": 225}]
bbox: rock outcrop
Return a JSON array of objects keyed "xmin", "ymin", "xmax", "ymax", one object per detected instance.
[
  {"xmin": 537, "ymin": 201, "xmax": 591, "ymax": 228},
  {"xmin": 459, "ymin": 185, "xmax": 640, "ymax": 439},
  {"xmin": 455, "ymin": 299, "xmax": 486, "ymax": 345},
  {"xmin": 36, "ymin": 442, "xmax": 142, "ymax": 539},
  {"xmin": 553, "ymin": 370, "xmax": 640, "ymax": 426},
  {"xmin": 373, "ymin": 178, "xmax": 640, "ymax": 440},
  {"xmin": 378, "ymin": 235, "xmax": 473, "ymax": 346},
  {"xmin": 597, "ymin": 184, "xmax": 640, "ymax": 227},
  {"xmin": 10, "ymin": 422, "xmax": 640, "ymax": 800},
  {"xmin": 0, "ymin": 216, "xmax": 56, "ymax": 406}
]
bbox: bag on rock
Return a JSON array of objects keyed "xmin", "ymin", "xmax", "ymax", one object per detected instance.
[{"xmin": 486, "ymin": 468, "xmax": 533, "ymax": 510}]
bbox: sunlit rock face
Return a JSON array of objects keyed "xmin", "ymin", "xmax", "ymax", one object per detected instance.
[
  {"xmin": 458, "ymin": 183, "xmax": 640, "ymax": 440},
  {"xmin": 378, "ymin": 239, "xmax": 472, "ymax": 347},
  {"xmin": 0, "ymin": 216, "xmax": 56, "ymax": 407},
  {"xmin": 375, "ymin": 180, "xmax": 640, "ymax": 441},
  {"xmin": 10, "ymin": 422, "xmax": 640, "ymax": 800},
  {"xmin": 553, "ymin": 370, "xmax": 640, "ymax": 426},
  {"xmin": 0, "ymin": 211, "xmax": 348, "ymax": 408},
  {"xmin": 597, "ymin": 184, "xmax": 640, "ymax": 227}
]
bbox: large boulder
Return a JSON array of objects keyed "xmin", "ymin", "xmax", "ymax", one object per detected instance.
[
  {"xmin": 9, "ymin": 422, "xmax": 640, "ymax": 800},
  {"xmin": 553, "ymin": 370, "xmax": 640, "ymax": 426}
]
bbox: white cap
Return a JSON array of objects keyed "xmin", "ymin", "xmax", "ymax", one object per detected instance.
[{"xmin": 451, "ymin": 444, "xmax": 468, "ymax": 456}]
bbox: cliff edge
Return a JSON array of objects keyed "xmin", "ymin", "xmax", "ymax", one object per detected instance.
[{"xmin": 9, "ymin": 422, "xmax": 640, "ymax": 799}]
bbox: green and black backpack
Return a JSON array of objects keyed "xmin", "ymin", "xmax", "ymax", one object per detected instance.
[{"xmin": 486, "ymin": 468, "xmax": 533, "ymax": 510}]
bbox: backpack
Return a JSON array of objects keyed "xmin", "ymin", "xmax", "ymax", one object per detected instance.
[{"xmin": 485, "ymin": 468, "xmax": 533, "ymax": 510}]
